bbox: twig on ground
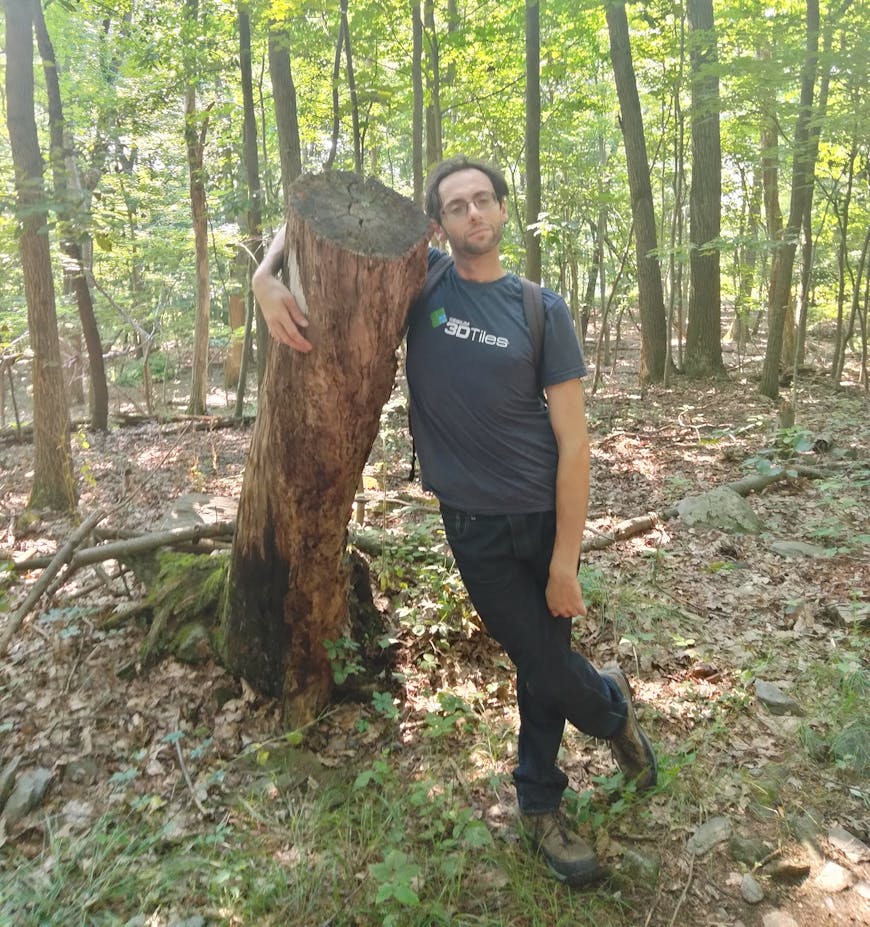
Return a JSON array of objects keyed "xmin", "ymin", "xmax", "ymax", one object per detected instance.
[
  {"xmin": 173, "ymin": 736, "xmax": 209, "ymax": 818},
  {"xmin": 0, "ymin": 510, "xmax": 106, "ymax": 655},
  {"xmin": 667, "ymin": 852, "xmax": 695, "ymax": 927}
]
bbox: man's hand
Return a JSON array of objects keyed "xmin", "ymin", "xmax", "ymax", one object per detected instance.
[
  {"xmin": 545, "ymin": 565, "xmax": 587, "ymax": 618},
  {"xmin": 254, "ymin": 274, "xmax": 313, "ymax": 353}
]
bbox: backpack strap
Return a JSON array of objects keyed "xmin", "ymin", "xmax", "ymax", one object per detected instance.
[{"xmin": 411, "ymin": 251, "xmax": 454, "ymax": 312}]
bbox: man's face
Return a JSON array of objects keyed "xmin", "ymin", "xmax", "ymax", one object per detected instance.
[{"xmin": 435, "ymin": 168, "xmax": 508, "ymax": 257}]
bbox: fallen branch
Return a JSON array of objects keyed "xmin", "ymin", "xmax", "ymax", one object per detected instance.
[
  {"xmin": 11, "ymin": 522, "xmax": 236, "ymax": 572},
  {"xmin": 1, "ymin": 510, "xmax": 106, "ymax": 655}
]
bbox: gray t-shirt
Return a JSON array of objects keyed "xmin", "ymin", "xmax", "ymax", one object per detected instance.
[{"xmin": 406, "ymin": 249, "xmax": 587, "ymax": 514}]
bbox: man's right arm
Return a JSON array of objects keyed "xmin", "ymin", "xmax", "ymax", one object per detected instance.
[{"xmin": 252, "ymin": 224, "xmax": 313, "ymax": 353}]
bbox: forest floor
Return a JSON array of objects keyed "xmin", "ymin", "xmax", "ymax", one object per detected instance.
[{"xmin": 0, "ymin": 348, "xmax": 868, "ymax": 927}]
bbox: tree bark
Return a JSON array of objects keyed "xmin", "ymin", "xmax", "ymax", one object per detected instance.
[
  {"xmin": 684, "ymin": 0, "xmax": 724, "ymax": 379},
  {"xmin": 5, "ymin": 0, "xmax": 76, "ymax": 513},
  {"xmin": 33, "ymin": 0, "xmax": 109, "ymax": 431},
  {"xmin": 605, "ymin": 2, "xmax": 668, "ymax": 383},
  {"xmin": 220, "ymin": 172, "xmax": 430, "ymax": 727}
]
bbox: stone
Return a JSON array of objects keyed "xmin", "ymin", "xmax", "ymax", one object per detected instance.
[
  {"xmin": 855, "ymin": 880, "xmax": 870, "ymax": 899},
  {"xmin": 770, "ymin": 540, "xmax": 830, "ymax": 559},
  {"xmin": 754, "ymin": 679, "xmax": 802, "ymax": 716},
  {"xmin": 687, "ymin": 816, "xmax": 732, "ymax": 856},
  {"xmin": 65, "ymin": 757, "xmax": 100, "ymax": 785},
  {"xmin": 814, "ymin": 860, "xmax": 852, "ymax": 893},
  {"xmin": 762, "ymin": 913, "xmax": 799, "ymax": 927},
  {"xmin": 828, "ymin": 824, "xmax": 870, "ymax": 863},
  {"xmin": 729, "ymin": 833, "xmax": 772, "ymax": 866},
  {"xmin": 0, "ymin": 756, "xmax": 20, "ymax": 811},
  {"xmin": 619, "ymin": 847, "xmax": 661, "ymax": 884},
  {"xmin": 740, "ymin": 872, "xmax": 764, "ymax": 904},
  {"xmin": 676, "ymin": 487, "xmax": 764, "ymax": 534},
  {"xmin": 61, "ymin": 799, "xmax": 95, "ymax": 831},
  {"xmin": 2, "ymin": 768, "xmax": 52, "ymax": 826}
]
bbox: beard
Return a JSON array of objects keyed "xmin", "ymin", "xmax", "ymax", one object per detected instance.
[{"xmin": 451, "ymin": 219, "xmax": 504, "ymax": 256}]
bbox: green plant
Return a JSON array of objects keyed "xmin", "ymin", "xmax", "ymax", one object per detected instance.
[{"xmin": 324, "ymin": 636, "xmax": 364, "ymax": 685}]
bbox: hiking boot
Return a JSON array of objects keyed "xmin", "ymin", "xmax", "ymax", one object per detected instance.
[
  {"xmin": 601, "ymin": 663, "xmax": 658, "ymax": 791},
  {"xmin": 519, "ymin": 811, "xmax": 603, "ymax": 885}
]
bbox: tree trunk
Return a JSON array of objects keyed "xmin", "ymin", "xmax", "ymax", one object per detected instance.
[
  {"xmin": 5, "ymin": 0, "xmax": 76, "ymax": 513},
  {"xmin": 684, "ymin": 0, "xmax": 724, "ymax": 379},
  {"xmin": 238, "ymin": 5, "xmax": 266, "ymax": 387},
  {"xmin": 220, "ymin": 172, "xmax": 430, "ymax": 727},
  {"xmin": 605, "ymin": 2, "xmax": 668, "ymax": 383},
  {"xmin": 340, "ymin": 0, "xmax": 363, "ymax": 174},
  {"xmin": 524, "ymin": 0, "xmax": 542, "ymax": 283},
  {"xmin": 424, "ymin": 0, "xmax": 443, "ymax": 169},
  {"xmin": 33, "ymin": 0, "xmax": 109, "ymax": 432},
  {"xmin": 411, "ymin": 1, "xmax": 424, "ymax": 207},
  {"xmin": 760, "ymin": 0, "xmax": 820, "ymax": 399},
  {"xmin": 267, "ymin": 29, "xmax": 303, "ymax": 202}
]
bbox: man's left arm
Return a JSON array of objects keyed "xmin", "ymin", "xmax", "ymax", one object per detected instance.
[{"xmin": 545, "ymin": 378, "xmax": 590, "ymax": 618}]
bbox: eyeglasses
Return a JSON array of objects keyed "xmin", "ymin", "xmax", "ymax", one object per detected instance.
[{"xmin": 441, "ymin": 191, "xmax": 500, "ymax": 220}]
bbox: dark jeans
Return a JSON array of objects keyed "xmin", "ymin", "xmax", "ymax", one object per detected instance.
[{"xmin": 441, "ymin": 506, "xmax": 627, "ymax": 813}]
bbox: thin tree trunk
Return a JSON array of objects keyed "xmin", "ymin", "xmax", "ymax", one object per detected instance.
[
  {"xmin": 424, "ymin": 0, "xmax": 443, "ymax": 169},
  {"xmin": 185, "ymin": 0, "xmax": 211, "ymax": 416},
  {"xmin": 684, "ymin": 0, "xmax": 724, "ymax": 379},
  {"xmin": 238, "ymin": 5, "xmax": 265, "ymax": 388},
  {"xmin": 33, "ymin": 1, "xmax": 109, "ymax": 431},
  {"xmin": 411, "ymin": 1, "xmax": 424, "ymax": 206},
  {"xmin": 605, "ymin": 1, "xmax": 668, "ymax": 383},
  {"xmin": 524, "ymin": 0, "xmax": 542, "ymax": 283},
  {"xmin": 340, "ymin": 0, "xmax": 362, "ymax": 174},
  {"xmin": 325, "ymin": 12, "xmax": 344, "ymax": 170},
  {"xmin": 5, "ymin": 0, "xmax": 76, "ymax": 513},
  {"xmin": 268, "ymin": 30, "xmax": 303, "ymax": 202},
  {"xmin": 760, "ymin": 0, "xmax": 821, "ymax": 399}
]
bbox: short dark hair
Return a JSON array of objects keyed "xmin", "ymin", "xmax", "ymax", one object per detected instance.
[{"xmin": 424, "ymin": 156, "xmax": 509, "ymax": 221}]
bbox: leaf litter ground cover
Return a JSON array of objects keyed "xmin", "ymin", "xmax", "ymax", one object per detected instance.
[{"xmin": 0, "ymin": 375, "xmax": 868, "ymax": 927}]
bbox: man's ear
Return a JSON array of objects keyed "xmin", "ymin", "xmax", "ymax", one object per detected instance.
[{"xmin": 433, "ymin": 222, "xmax": 448, "ymax": 243}]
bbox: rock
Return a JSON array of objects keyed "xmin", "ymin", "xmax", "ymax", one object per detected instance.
[
  {"xmin": 762, "ymin": 913, "xmax": 799, "ymax": 927},
  {"xmin": 61, "ymin": 799, "xmax": 95, "ymax": 831},
  {"xmin": 754, "ymin": 679, "xmax": 802, "ymax": 716},
  {"xmin": 814, "ymin": 860, "xmax": 852, "ymax": 893},
  {"xmin": 65, "ymin": 757, "xmax": 100, "ymax": 785},
  {"xmin": 828, "ymin": 824, "xmax": 870, "ymax": 863},
  {"xmin": 770, "ymin": 540, "xmax": 830, "ymax": 559},
  {"xmin": 830, "ymin": 722, "xmax": 870, "ymax": 776},
  {"xmin": 0, "ymin": 756, "xmax": 20, "ymax": 811},
  {"xmin": 619, "ymin": 847, "xmax": 661, "ymax": 883},
  {"xmin": 169, "ymin": 918, "xmax": 206, "ymax": 927},
  {"xmin": 729, "ymin": 833, "xmax": 772, "ymax": 866},
  {"xmin": 740, "ymin": 872, "xmax": 764, "ymax": 904},
  {"xmin": 687, "ymin": 816, "xmax": 732, "ymax": 856},
  {"xmin": 2, "ymin": 767, "xmax": 52, "ymax": 826},
  {"xmin": 676, "ymin": 487, "xmax": 764, "ymax": 534},
  {"xmin": 856, "ymin": 880, "xmax": 870, "ymax": 900}
]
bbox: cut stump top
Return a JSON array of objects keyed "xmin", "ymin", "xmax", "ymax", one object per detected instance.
[{"xmin": 287, "ymin": 171, "xmax": 430, "ymax": 258}]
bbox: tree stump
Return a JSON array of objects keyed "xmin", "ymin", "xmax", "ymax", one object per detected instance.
[{"xmin": 220, "ymin": 171, "xmax": 430, "ymax": 726}]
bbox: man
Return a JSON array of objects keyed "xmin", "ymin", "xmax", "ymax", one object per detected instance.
[{"xmin": 254, "ymin": 156, "xmax": 656, "ymax": 886}]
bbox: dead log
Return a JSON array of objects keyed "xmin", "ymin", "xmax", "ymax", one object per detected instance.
[{"xmin": 219, "ymin": 171, "xmax": 430, "ymax": 726}]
